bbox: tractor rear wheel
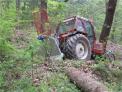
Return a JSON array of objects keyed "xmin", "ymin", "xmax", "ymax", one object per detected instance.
[{"xmin": 63, "ymin": 34, "xmax": 91, "ymax": 60}]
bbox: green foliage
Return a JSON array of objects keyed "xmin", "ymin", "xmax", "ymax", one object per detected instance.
[
  {"xmin": 0, "ymin": 38, "xmax": 14, "ymax": 61},
  {"xmin": 109, "ymin": 82, "xmax": 122, "ymax": 92},
  {"xmin": 0, "ymin": 0, "xmax": 122, "ymax": 92},
  {"xmin": 0, "ymin": 2, "xmax": 16, "ymax": 36},
  {"xmin": 39, "ymin": 73, "xmax": 80, "ymax": 92},
  {"xmin": 13, "ymin": 78, "xmax": 37, "ymax": 92},
  {"xmin": 48, "ymin": 0, "xmax": 66, "ymax": 28},
  {"xmin": 0, "ymin": 0, "xmax": 16, "ymax": 62},
  {"xmin": 91, "ymin": 59, "xmax": 122, "ymax": 92}
]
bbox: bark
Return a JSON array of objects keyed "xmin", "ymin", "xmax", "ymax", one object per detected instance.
[
  {"xmin": 99, "ymin": 0, "xmax": 117, "ymax": 49},
  {"xmin": 40, "ymin": 0, "xmax": 47, "ymax": 9},
  {"xmin": 33, "ymin": 0, "xmax": 49, "ymax": 35},
  {"xmin": 33, "ymin": 11, "xmax": 42, "ymax": 35},
  {"xmin": 40, "ymin": 0, "xmax": 48, "ymax": 23},
  {"xmin": 66, "ymin": 67, "xmax": 108, "ymax": 92},
  {"xmin": 40, "ymin": 0, "xmax": 48, "ymax": 33}
]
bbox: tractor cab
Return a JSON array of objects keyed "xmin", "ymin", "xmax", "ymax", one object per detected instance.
[
  {"xmin": 57, "ymin": 17, "xmax": 75, "ymax": 34},
  {"xmin": 54, "ymin": 16, "xmax": 98, "ymax": 60},
  {"xmin": 56, "ymin": 16, "xmax": 86, "ymax": 35},
  {"xmin": 56, "ymin": 16, "xmax": 96, "ymax": 48},
  {"xmin": 57, "ymin": 16, "xmax": 95, "ymax": 35}
]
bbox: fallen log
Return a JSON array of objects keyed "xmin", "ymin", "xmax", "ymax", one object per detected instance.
[{"xmin": 66, "ymin": 67, "xmax": 109, "ymax": 92}]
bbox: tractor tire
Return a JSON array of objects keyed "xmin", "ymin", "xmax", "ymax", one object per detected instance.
[{"xmin": 63, "ymin": 34, "xmax": 91, "ymax": 60}]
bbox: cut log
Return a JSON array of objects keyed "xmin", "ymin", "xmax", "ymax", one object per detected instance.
[{"xmin": 66, "ymin": 67, "xmax": 109, "ymax": 92}]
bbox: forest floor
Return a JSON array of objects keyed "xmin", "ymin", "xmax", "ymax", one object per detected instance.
[
  {"xmin": 107, "ymin": 41, "xmax": 122, "ymax": 60},
  {"xmin": 11, "ymin": 27, "xmax": 122, "ymax": 92}
]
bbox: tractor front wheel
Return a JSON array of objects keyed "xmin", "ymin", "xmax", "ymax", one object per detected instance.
[{"xmin": 63, "ymin": 34, "xmax": 91, "ymax": 60}]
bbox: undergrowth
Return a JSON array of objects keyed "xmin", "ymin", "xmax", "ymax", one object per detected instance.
[{"xmin": 92, "ymin": 55, "xmax": 122, "ymax": 92}]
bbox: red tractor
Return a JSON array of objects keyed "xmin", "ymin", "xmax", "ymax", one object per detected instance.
[
  {"xmin": 33, "ymin": 7, "xmax": 115, "ymax": 61},
  {"xmin": 55, "ymin": 16, "xmax": 103, "ymax": 60}
]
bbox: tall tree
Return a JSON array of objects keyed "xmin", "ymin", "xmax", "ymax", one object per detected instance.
[
  {"xmin": 40, "ymin": 0, "xmax": 48, "ymax": 33},
  {"xmin": 99, "ymin": 0, "xmax": 117, "ymax": 48},
  {"xmin": 33, "ymin": 0, "xmax": 48, "ymax": 35},
  {"xmin": 40, "ymin": 0, "xmax": 48, "ymax": 23},
  {"xmin": 40, "ymin": 0, "xmax": 47, "ymax": 9}
]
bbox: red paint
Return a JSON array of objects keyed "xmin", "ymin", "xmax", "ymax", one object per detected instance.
[{"xmin": 92, "ymin": 41, "xmax": 105, "ymax": 55}]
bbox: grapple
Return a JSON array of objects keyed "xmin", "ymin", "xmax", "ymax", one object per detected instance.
[{"xmin": 38, "ymin": 35, "xmax": 64, "ymax": 61}]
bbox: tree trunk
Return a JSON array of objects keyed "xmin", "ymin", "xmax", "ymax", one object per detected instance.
[
  {"xmin": 66, "ymin": 67, "xmax": 108, "ymax": 92},
  {"xmin": 40, "ymin": 0, "xmax": 47, "ymax": 9},
  {"xmin": 40, "ymin": 0, "xmax": 48, "ymax": 33},
  {"xmin": 99, "ymin": 0, "xmax": 117, "ymax": 49},
  {"xmin": 33, "ymin": 0, "xmax": 49, "ymax": 35}
]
